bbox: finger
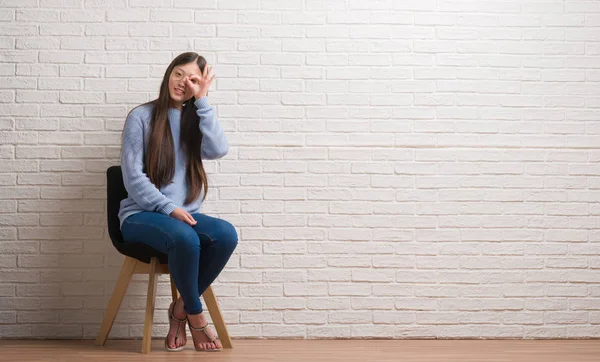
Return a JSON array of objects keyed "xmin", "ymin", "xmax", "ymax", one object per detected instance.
[
  {"xmin": 202, "ymin": 64, "xmax": 209, "ymax": 77},
  {"xmin": 186, "ymin": 212, "xmax": 197, "ymax": 225},
  {"xmin": 206, "ymin": 69, "xmax": 215, "ymax": 80},
  {"xmin": 175, "ymin": 211, "xmax": 188, "ymax": 223}
]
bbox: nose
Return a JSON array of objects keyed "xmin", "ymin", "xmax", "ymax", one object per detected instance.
[{"xmin": 180, "ymin": 77, "xmax": 190, "ymax": 88}]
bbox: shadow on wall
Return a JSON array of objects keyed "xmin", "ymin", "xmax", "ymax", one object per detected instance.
[
  {"xmin": 11, "ymin": 164, "xmax": 234, "ymax": 339},
  {"xmin": 14, "ymin": 168, "xmax": 122, "ymax": 338}
]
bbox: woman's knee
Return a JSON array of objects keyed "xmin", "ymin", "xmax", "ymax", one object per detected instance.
[
  {"xmin": 170, "ymin": 225, "xmax": 201, "ymax": 252},
  {"xmin": 216, "ymin": 219, "xmax": 238, "ymax": 251}
]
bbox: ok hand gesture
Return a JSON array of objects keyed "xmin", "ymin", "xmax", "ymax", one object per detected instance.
[{"xmin": 185, "ymin": 64, "xmax": 215, "ymax": 100}]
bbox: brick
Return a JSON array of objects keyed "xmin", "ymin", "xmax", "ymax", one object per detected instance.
[
  {"xmin": 262, "ymin": 324, "xmax": 305, "ymax": 338},
  {"xmin": 128, "ymin": 23, "xmax": 169, "ymax": 37},
  {"xmin": 194, "ymin": 10, "xmax": 235, "ymax": 24},
  {"xmin": 60, "ymin": 37, "xmax": 104, "ymax": 50},
  {"xmin": 16, "ymin": 37, "xmax": 60, "ymax": 50},
  {"xmin": 39, "ymin": 24, "xmax": 82, "ymax": 36},
  {"xmin": 263, "ymin": 297, "xmax": 305, "ymax": 311}
]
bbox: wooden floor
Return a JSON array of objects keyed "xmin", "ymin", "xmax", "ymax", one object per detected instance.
[{"xmin": 1, "ymin": 339, "xmax": 599, "ymax": 362}]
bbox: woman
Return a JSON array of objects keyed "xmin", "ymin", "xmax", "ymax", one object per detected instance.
[{"xmin": 118, "ymin": 52, "xmax": 237, "ymax": 352}]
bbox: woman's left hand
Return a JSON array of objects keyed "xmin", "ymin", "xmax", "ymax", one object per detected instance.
[{"xmin": 185, "ymin": 64, "xmax": 215, "ymax": 99}]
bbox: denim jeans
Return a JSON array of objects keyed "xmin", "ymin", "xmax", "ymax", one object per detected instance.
[{"xmin": 121, "ymin": 211, "xmax": 238, "ymax": 315}]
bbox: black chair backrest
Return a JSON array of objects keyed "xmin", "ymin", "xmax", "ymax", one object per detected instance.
[
  {"xmin": 107, "ymin": 165, "xmax": 127, "ymax": 247},
  {"xmin": 106, "ymin": 165, "xmax": 167, "ymax": 264}
]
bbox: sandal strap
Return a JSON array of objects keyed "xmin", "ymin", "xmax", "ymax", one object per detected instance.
[
  {"xmin": 187, "ymin": 322, "xmax": 208, "ymax": 331},
  {"xmin": 169, "ymin": 300, "xmax": 188, "ymax": 323},
  {"xmin": 169, "ymin": 301, "xmax": 188, "ymax": 343},
  {"xmin": 188, "ymin": 321, "xmax": 219, "ymax": 343},
  {"xmin": 171, "ymin": 312, "xmax": 187, "ymax": 324}
]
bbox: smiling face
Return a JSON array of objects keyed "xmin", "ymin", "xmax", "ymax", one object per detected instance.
[{"xmin": 168, "ymin": 60, "xmax": 202, "ymax": 109}]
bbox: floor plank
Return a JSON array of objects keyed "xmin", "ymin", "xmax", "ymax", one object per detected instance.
[{"xmin": 0, "ymin": 339, "xmax": 599, "ymax": 362}]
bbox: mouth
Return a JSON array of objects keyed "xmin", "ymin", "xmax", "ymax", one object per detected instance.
[{"xmin": 173, "ymin": 87, "xmax": 185, "ymax": 96}]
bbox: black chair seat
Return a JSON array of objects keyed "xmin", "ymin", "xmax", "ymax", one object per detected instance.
[{"xmin": 107, "ymin": 165, "xmax": 168, "ymax": 264}]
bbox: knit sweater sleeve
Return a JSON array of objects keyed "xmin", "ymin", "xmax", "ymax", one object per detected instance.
[
  {"xmin": 120, "ymin": 107, "xmax": 178, "ymax": 216},
  {"xmin": 194, "ymin": 97, "xmax": 229, "ymax": 160}
]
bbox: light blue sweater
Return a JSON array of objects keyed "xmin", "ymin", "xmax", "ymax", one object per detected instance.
[{"xmin": 118, "ymin": 97, "xmax": 228, "ymax": 229}]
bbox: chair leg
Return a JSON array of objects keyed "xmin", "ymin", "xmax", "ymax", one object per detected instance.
[
  {"xmin": 142, "ymin": 257, "xmax": 159, "ymax": 354},
  {"xmin": 202, "ymin": 285, "xmax": 233, "ymax": 349},
  {"xmin": 169, "ymin": 275, "xmax": 178, "ymax": 302},
  {"xmin": 95, "ymin": 256, "xmax": 137, "ymax": 346}
]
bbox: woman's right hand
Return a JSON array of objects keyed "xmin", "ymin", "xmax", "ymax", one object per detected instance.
[{"xmin": 169, "ymin": 208, "xmax": 197, "ymax": 226}]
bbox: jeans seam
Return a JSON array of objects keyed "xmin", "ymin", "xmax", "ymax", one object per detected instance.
[
  {"xmin": 190, "ymin": 213, "xmax": 232, "ymax": 245},
  {"xmin": 188, "ymin": 214, "xmax": 216, "ymax": 244}
]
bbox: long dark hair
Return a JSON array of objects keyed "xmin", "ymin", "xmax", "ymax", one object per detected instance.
[{"xmin": 144, "ymin": 52, "xmax": 209, "ymax": 205}]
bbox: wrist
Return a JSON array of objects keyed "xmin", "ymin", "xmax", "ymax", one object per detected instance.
[
  {"xmin": 194, "ymin": 96, "xmax": 210, "ymax": 109},
  {"xmin": 160, "ymin": 202, "xmax": 178, "ymax": 216}
]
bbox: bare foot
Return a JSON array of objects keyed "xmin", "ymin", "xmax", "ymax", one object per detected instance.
[
  {"xmin": 188, "ymin": 312, "xmax": 222, "ymax": 351},
  {"xmin": 166, "ymin": 297, "xmax": 187, "ymax": 349}
]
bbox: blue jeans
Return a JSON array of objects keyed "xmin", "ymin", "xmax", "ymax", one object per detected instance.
[{"xmin": 121, "ymin": 211, "xmax": 238, "ymax": 315}]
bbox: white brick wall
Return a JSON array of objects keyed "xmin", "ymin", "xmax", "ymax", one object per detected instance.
[{"xmin": 1, "ymin": 0, "xmax": 600, "ymax": 339}]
